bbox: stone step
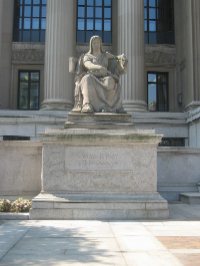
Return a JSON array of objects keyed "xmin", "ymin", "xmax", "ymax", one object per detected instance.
[
  {"xmin": 30, "ymin": 193, "xmax": 169, "ymax": 220},
  {"xmin": 180, "ymin": 193, "xmax": 200, "ymax": 204}
]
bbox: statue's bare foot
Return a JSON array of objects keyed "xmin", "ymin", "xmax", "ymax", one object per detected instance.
[
  {"xmin": 72, "ymin": 104, "xmax": 82, "ymax": 112},
  {"xmin": 81, "ymin": 103, "xmax": 94, "ymax": 113}
]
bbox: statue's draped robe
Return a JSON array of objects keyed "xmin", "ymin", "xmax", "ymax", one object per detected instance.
[{"xmin": 74, "ymin": 52, "xmax": 122, "ymax": 112}]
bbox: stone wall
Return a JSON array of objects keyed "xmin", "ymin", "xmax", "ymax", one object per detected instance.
[
  {"xmin": 0, "ymin": 141, "xmax": 42, "ymax": 197},
  {"xmin": 0, "ymin": 140, "xmax": 200, "ymax": 201},
  {"xmin": 158, "ymin": 147, "xmax": 200, "ymax": 201}
]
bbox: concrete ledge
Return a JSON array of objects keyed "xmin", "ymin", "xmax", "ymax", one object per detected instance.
[
  {"xmin": 180, "ymin": 193, "xmax": 200, "ymax": 204},
  {"xmin": 0, "ymin": 213, "xmax": 29, "ymax": 220}
]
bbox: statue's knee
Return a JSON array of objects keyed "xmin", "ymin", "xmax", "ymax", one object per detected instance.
[{"xmin": 82, "ymin": 74, "xmax": 92, "ymax": 82}]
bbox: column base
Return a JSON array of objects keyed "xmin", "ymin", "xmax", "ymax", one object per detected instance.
[
  {"xmin": 123, "ymin": 100, "xmax": 147, "ymax": 113},
  {"xmin": 185, "ymin": 101, "xmax": 200, "ymax": 111},
  {"xmin": 41, "ymin": 99, "xmax": 73, "ymax": 110}
]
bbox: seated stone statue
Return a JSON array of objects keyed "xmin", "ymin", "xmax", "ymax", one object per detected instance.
[{"xmin": 71, "ymin": 35, "xmax": 127, "ymax": 113}]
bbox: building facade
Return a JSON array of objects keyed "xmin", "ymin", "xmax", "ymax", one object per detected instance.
[{"xmin": 0, "ymin": 0, "xmax": 200, "ymax": 200}]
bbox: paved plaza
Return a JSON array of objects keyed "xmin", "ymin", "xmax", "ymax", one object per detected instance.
[{"xmin": 0, "ymin": 203, "xmax": 200, "ymax": 266}]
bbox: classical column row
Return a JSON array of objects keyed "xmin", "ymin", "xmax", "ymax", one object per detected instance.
[
  {"xmin": 42, "ymin": 0, "xmax": 75, "ymax": 110},
  {"xmin": 43, "ymin": 0, "xmax": 146, "ymax": 112},
  {"xmin": 118, "ymin": 0, "xmax": 147, "ymax": 112}
]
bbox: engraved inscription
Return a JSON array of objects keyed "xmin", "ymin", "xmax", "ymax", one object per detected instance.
[
  {"xmin": 77, "ymin": 151, "xmax": 119, "ymax": 169},
  {"xmin": 65, "ymin": 147, "xmax": 132, "ymax": 172},
  {"xmin": 62, "ymin": 146, "xmax": 156, "ymax": 192}
]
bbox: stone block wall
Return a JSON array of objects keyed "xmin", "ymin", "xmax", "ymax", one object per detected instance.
[
  {"xmin": 0, "ymin": 141, "xmax": 200, "ymax": 201},
  {"xmin": 158, "ymin": 147, "xmax": 200, "ymax": 201},
  {"xmin": 0, "ymin": 141, "xmax": 42, "ymax": 197}
]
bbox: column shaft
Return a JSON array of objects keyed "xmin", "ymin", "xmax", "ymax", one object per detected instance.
[
  {"xmin": 42, "ymin": 0, "xmax": 75, "ymax": 110},
  {"xmin": 0, "ymin": 1, "xmax": 2, "ymax": 55},
  {"xmin": 118, "ymin": 0, "xmax": 146, "ymax": 112},
  {"xmin": 192, "ymin": 0, "xmax": 200, "ymax": 102},
  {"xmin": 0, "ymin": 0, "xmax": 13, "ymax": 109}
]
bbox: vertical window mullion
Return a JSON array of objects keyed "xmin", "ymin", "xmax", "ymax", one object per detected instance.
[
  {"xmin": 147, "ymin": 0, "xmax": 149, "ymax": 43},
  {"xmin": 156, "ymin": 73, "xmax": 159, "ymax": 111},
  {"xmin": 166, "ymin": 73, "xmax": 169, "ymax": 110},
  {"xmin": 93, "ymin": 1, "xmax": 95, "ymax": 35},
  {"xmin": 28, "ymin": 72, "xmax": 31, "ymax": 109},
  {"xmin": 17, "ymin": 71, "xmax": 20, "ymax": 109},
  {"xmin": 22, "ymin": 2, "xmax": 24, "ymax": 41},
  {"xmin": 102, "ymin": 0, "xmax": 104, "ymax": 38},
  {"xmin": 84, "ymin": 3, "xmax": 87, "ymax": 42},
  {"xmin": 39, "ymin": 1, "xmax": 42, "ymax": 41}
]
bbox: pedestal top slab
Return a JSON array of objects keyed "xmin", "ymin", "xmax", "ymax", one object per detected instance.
[
  {"xmin": 65, "ymin": 112, "xmax": 133, "ymax": 129},
  {"xmin": 42, "ymin": 127, "xmax": 162, "ymax": 145}
]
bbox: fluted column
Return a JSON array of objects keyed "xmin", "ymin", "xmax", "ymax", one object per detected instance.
[
  {"xmin": 42, "ymin": 0, "xmax": 75, "ymax": 110},
  {"xmin": 0, "ymin": 1, "xmax": 3, "ymax": 55},
  {"xmin": 118, "ymin": 0, "xmax": 147, "ymax": 112},
  {"xmin": 191, "ymin": 0, "xmax": 200, "ymax": 104},
  {"xmin": 0, "ymin": 0, "xmax": 13, "ymax": 109}
]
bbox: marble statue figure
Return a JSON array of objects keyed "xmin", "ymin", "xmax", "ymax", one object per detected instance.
[{"xmin": 72, "ymin": 36, "xmax": 127, "ymax": 113}]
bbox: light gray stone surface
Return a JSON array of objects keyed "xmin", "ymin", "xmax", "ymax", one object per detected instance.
[
  {"xmin": 1, "ymin": 204, "xmax": 200, "ymax": 265},
  {"xmin": 66, "ymin": 112, "xmax": 133, "ymax": 129},
  {"xmin": 30, "ymin": 192, "xmax": 169, "ymax": 220},
  {"xmin": 180, "ymin": 192, "xmax": 200, "ymax": 204},
  {"xmin": 42, "ymin": 0, "xmax": 74, "ymax": 110},
  {"xmin": 0, "ymin": 142, "xmax": 42, "ymax": 196},
  {"xmin": 31, "ymin": 127, "xmax": 169, "ymax": 219},
  {"xmin": 42, "ymin": 145, "xmax": 157, "ymax": 193},
  {"xmin": 0, "ymin": 213, "xmax": 29, "ymax": 220},
  {"xmin": 118, "ymin": 0, "xmax": 146, "ymax": 112},
  {"xmin": 158, "ymin": 147, "xmax": 200, "ymax": 200},
  {"xmin": 0, "ymin": 111, "xmax": 199, "ymax": 200}
]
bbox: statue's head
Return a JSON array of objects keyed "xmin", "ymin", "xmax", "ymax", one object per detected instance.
[{"xmin": 88, "ymin": 36, "xmax": 103, "ymax": 54}]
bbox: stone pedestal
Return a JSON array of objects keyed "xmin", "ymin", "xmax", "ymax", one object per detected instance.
[{"xmin": 30, "ymin": 117, "xmax": 169, "ymax": 220}]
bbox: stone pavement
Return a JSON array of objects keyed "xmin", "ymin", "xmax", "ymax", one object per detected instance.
[{"xmin": 0, "ymin": 203, "xmax": 200, "ymax": 266}]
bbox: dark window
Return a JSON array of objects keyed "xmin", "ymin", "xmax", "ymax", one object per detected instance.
[
  {"xmin": 147, "ymin": 72, "xmax": 169, "ymax": 111},
  {"xmin": 13, "ymin": 0, "xmax": 46, "ymax": 42},
  {"xmin": 144, "ymin": 0, "xmax": 174, "ymax": 44},
  {"xmin": 77, "ymin": 0, "xmax": 112, "ymax": 44},
  {"xmin": 159, "ymin": 138, "xmax": 185, "ymax": 147},
  {"xmin": 3, "ymin": 136, "xmax": 30, "ymax": 141},
  {"xmin": 18, "ymin": 70, "xmax": 40, "ymax": 110}
]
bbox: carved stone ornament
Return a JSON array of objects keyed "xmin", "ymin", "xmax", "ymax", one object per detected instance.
[
  {"xmin": 145, "ymin": 45, "xmax": 176, "ymax": 66},
  {"xmin": 12, "ymin": 43, "xmax": 45, "ymax": 63}
]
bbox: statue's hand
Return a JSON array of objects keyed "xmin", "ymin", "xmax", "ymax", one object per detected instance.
[
  {"xmin": 117, "ymin": 54, "xmax": 128, "ymax": 72},
  {"xmin": 98, "ymin": 66, "xmax": 108, "ymax": 76}
]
